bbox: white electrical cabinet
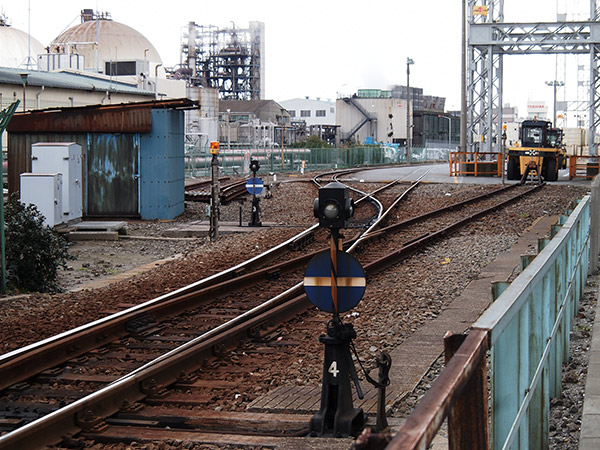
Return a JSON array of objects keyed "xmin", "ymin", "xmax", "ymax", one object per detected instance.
[
  {"xmin": 20, "ymin": 173, "xmax": 63, "ymax": 227},
  {"xmin": 31, "ymin": 142, "xmax": 82, "ymax": 222}
]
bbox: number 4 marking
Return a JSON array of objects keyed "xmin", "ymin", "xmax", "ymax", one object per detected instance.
[{"xmin": 328, "ymin": 361, "xmax": 339, "ymax": 377}]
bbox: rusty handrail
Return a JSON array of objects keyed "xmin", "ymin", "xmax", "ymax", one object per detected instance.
[{"xmin": 385, "ymin": 329, "xmax": 489, "ymax": 450}]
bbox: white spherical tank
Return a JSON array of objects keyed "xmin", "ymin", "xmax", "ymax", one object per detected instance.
[
  {"xmin": 0, "ymin": 21, "xmax": 45, "ymax": 68},
  {"xmin": 49, "ymin": 14, "xmax": 162, "ymax": 74}
]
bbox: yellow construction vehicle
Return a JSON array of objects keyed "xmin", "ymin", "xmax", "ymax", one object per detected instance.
[{"xmin": 506, "ymin": 119, "xmax": 566, "ymax": 182}]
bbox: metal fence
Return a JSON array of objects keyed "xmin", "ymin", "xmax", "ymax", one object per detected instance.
[
  {"xmin": 387, "ymin": 194, "xmax": 591, "ymax": 449},
  {"xmin": 184, "ymin": 144, "xmax": 450, "ymax": 178}
]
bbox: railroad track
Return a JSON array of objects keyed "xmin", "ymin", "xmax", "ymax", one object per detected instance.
[
  {"xmin": 184, "ymin": 178, "xmax": 248, "ymax": 204},
  {"xmin": 0, "ymin": 181, "xmax": 544, "ymax": 449}
]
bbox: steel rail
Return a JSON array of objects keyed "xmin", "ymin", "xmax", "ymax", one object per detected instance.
[
  {"xmin": 360, "ymin": 183, "xmax": 522, "ymax": 244},
  {"xmin": 0, "ymin": 179, "xmax": 420, "ymax": 449},
  {"xmin": 0, "ymin": 224, "xmax": 318, "ymax": 381},
  {"xmin": 347, "ymin": 172, "xmax": 428, "ymax": 253},
  {"xmin": 0, "ymin": 180, "xmax": 542, "ymax": 450},
  {"xmin": 0, "ymin": 177, "xmax": 403, "ymax": 389},
  {"xmin": 0, "ymin": 181, "xmax": 521, "ymax": 389}
]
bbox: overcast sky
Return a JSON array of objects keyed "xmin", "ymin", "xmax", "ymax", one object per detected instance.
[{"xmin": 1, "ymin": 0, "xmax": 594, "ymax": 119}]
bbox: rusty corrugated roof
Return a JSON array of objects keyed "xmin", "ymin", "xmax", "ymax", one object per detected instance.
[{"xmin": 7, "ymin": 98, "xmax": 198, "ymax": 133}]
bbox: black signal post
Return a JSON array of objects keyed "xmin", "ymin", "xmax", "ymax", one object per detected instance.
[
  {"xmin": 307, "ymin": 181, "xmax": 366, "ymax": 438},
  {"xmin": 248, "ymin": 159, "xmax": 262, "ymax": 227}
]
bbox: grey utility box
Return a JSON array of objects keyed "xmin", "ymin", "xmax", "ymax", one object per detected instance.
[
  {"xmin": 31, "ymin": 142, "xmax": 82, "ymax": 222},
  {"xmin": 20, "ymin": 173, "xmax": 63, "ymax": 227}
]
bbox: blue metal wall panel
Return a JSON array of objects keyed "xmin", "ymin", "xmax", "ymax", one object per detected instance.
[
  {"xmin": 87, "ymin": 133, "xmax": 139, "ymax": 216},
  {"xmin": 139, "ymin": 109, "xmax": 185, "ymax": 220}
]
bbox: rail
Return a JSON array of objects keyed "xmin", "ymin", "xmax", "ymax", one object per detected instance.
[
  {"xmin": 0, "ymin": 182, "xmax": 542, "ymax": 448},
  {"xmin": 569, "ymin": 155, "xmax": 599, "ymax": 180},
  {"xmin": 449, "ymin": 151, "xmax": 503, "ymax": 177},
  {"xmin": 386, "ymin": 194, "xmax": 590, "ymax": 450}
]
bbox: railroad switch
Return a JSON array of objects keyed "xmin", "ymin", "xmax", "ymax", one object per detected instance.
[
  {"xmin": 309, "ymin": 319, "xmax": 366, "ymax": 437},
  {"xmin": 374, "ymin": 352, "xmax": 392, "ymax": 431}
]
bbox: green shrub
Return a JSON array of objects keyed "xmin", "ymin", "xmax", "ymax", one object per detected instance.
[{"xmin": 5, "ymin": 195, "xmax": 71, "ymax": 293}]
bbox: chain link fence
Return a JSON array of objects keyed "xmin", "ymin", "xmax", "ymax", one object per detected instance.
[{"xmin": 184, "ymin": 144, "xmax": 450, "ymax": 178}]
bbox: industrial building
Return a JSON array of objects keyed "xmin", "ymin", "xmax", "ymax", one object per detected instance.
[
  {"xmin": 336, "ymin": 87, "xmax": 451, "ymax": 148},
  {"xmin": 279, "ymin": 97, "xmax": 338, "ymax": 146},
  {"xmin": 173, "ymin": 21, "xmax": 265, "ymax": 101},
  {"xmin": 0, "ymin": 10, "xmax": 187, "ymax": 111},
  {"xmin": 0, "ymin": 67, "xmax": 156, "ymax": 110},
  {"xmin": 218, "ymin": 100, "xmax": 291, "ymax": 148}
]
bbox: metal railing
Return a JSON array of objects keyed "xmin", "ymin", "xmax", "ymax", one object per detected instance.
[
  {"xmin": 386, "ymin": 194, "xmax": 591, "ymax": 450},
  {"xmin": 569, "ymin": 155, "xmax": 599, "ymax": 180},
  {"xmin": 449, "ymin": 151, "xmax": 503, "ymax": 177}
]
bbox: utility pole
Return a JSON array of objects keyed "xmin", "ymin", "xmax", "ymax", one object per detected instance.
[
  {"xmin": 545, "ymin": 80, "xmax": 564, "ymax": 125},
  {"xmin": 280, "ymin": 109, "xmax": 285, "ymax": 170},
  {"xmin": 209, "ymin": 141, "xmax": 220, "ymax": 241},
  {"xmin": 460, "ymin": 0, "xmax": 467, "ymax": 153},
  {"xmin": 406, "ymin": 57, "xmax": 414, "ymax": 163}
]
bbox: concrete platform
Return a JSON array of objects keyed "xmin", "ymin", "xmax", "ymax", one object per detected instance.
[
  {"xmin": 68, "ymin": 231, "xmax": 119, "ymax": 241},
  {"xmin": 64, "ymin": 221, "xmax": 128, "ymax": 240},
  {"xmin": 71, "ymin": 221, "xmax": 128, "ymax": 233},
  {"xmin": 349, "ymin": 164, "xmax": 590, "ymax": 186},
  {"xmin": 579, "ymin": 278, "xmax": 600, "ymax": 449}
]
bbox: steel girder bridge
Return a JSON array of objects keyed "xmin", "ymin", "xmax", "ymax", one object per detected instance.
[{"xmin": 467, "ymin": 0, "xmax": 600, "ymax": 155}]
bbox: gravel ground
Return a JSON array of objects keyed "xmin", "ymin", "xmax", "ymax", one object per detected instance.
[{"xmin": 0, "ymin": 177, "xmax": 594, "ymax": 448}]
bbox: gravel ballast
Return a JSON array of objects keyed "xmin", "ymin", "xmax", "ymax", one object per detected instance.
[{"xmin": 0, "ymin": 178, "xmax": 594, "ymax": 448}]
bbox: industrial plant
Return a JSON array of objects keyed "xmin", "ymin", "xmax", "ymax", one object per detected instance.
[{"xmin": 172, "ymin": 21, "xmax": 265, "ymax": 101}]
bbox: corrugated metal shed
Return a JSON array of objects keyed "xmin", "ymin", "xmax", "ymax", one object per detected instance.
[{"xmin": 8, "ymin": 98, "xmax": 197, "ymax": 220}]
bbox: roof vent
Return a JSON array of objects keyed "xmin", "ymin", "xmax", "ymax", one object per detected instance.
[
  {"xmin": 81, "ymin": 9, "xmax": 94, "ymax": 22},
  {"xmin": 81, "ymin": 9, "xmax": 111, "ymax": 22}
]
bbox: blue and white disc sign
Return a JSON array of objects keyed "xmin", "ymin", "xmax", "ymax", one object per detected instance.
[
  {"xmin": 304, "ymin": 250, "xmax": 366, "ymax": 313},
  {"xmin": 246, "ymin": 177, "xmax": 263, "ymax": 195}
]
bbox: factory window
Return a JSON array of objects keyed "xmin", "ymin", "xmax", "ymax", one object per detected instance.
[
  {"xmin": 289, "ymin": 110, "xmax": 296, "ymax": 117},
  {"xmin": 330, "ymin": 107, "xmax": 335, "ymax": 113},
  {"xmin": 301, "ymin": 110, "xmax": 311, "ymax": 117},
  {"xmin": 316, "ymin": 110, "xmax": 326, "ymax": 117},
  {"xmin": 105, "ymin": 61, "xmax": 137, "ymax": 76}
]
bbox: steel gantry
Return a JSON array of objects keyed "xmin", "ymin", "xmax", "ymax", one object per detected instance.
[{"xmin": 467, "ymin": 0, "xmax": 600, "ymax": 155}]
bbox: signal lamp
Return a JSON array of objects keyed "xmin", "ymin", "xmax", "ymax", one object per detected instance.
[{"xmin": 313, "ymin": 181, "xmax": 354, "ymax": 229}]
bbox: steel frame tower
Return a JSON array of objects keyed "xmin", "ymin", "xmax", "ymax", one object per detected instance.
[
  {"xmin": 180, "ymin": 22, "xmax": 264, "ymax": 100},
  {"xmin": 467, "ymin": 0, "xmax": 600, "ymax": 155}
]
